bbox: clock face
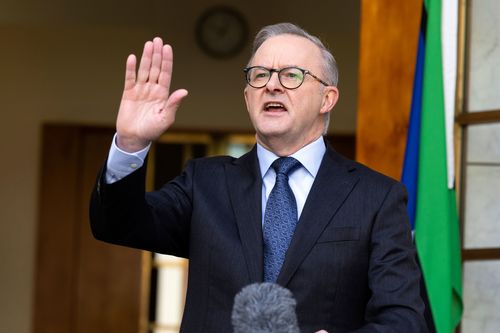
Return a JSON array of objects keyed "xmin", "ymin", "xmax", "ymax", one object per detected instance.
[{"xmin": 195, "ymin": 6, "xmax": 249, "ymax": 58}]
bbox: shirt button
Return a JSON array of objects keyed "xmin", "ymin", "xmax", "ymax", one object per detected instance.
[{"xmin": 130, "ymin": 163, "xmax": 137, "ymax": 169}]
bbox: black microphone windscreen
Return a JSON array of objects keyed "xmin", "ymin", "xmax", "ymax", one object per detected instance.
[{"xmin": 231, "ymin": 282, "xmax": 300, "ymax": 333}]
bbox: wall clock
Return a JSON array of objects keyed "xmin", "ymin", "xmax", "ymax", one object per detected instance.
[{"xmin": 195, "ymin": 6, "xmax": 249, "ymax": 59}]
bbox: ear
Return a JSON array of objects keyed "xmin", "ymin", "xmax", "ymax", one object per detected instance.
[
  {"xmin": 243, "ymin": 86, "xmax": 250, "ymax": 111},
  {"xmin": 320, "ymin": 86, "xmax": 339, "ymax": 114}
]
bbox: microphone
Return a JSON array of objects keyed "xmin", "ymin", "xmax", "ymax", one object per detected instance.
[{"xmin": 231, "ymin": 282, "xmax": 300, "ymax": 333}]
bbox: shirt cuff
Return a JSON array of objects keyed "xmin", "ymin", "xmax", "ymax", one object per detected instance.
[{"xmin": 105, "ymin": 133, "xmax": 151, "ymax": 184}]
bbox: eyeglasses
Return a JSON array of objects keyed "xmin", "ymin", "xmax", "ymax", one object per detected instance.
[{"xmin": 243, "ymin": 66, "xmax": 330, "ymax": 90}]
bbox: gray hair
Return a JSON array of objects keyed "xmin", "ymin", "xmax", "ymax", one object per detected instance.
[
  {"xmin": 247, "ymin": 23, "xmax": 338, "ymax": 134},
  {"xmin": 248, "ymin": 22, "xmax": 338, "ymax": 87}
]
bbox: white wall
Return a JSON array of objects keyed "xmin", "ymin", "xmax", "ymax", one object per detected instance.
[
  {"xmin": 0, "ymin": 1, "xmax": 360, "ymax": 332},
  {"xmin": 461, "ymin": 1, "xmax": 500, "ymax": 332}
]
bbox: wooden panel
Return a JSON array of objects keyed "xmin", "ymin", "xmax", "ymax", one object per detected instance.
[
  {"xmin": 75, "ymin": 128, "xmax": 147, "ymax": 333},
  {"xmin": 356, "ymin": 0, "xmax": 421, "ymax": 179},
  {"xmin": 33, "ymin": 125, "xmax": 149, "ymax": 333},
  {"xmin": 33, "ymin": 125, "xmax": 82, "ymax": 333},
  {"xmin": 456, "ymin": 110, "xmax": 500, "ymax": 125},
  {"xmin": 462, "ymin": 248, "xmax": 500, "ymax": 261}
]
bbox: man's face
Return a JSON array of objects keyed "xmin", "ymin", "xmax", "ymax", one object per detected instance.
[{"xmin": 244, "ymin": 34, "xmax": 338, "ymax": 154}]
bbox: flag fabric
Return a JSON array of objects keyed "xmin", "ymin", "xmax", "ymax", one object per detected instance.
[
  {"xmin": 402, "ymin": 11, "xmax": 425, "ymax": 229},
  {"xmin": 441, "ymin": 0, "xmax": 459, "ymax": 190},
  {"xmin": 401, "ymin": 0, "xmax": 463, "ymax": 332}
]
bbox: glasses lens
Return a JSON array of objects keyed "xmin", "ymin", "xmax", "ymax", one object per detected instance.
[
  {"xmin": 279, "ymin": 67, "xmax": 304, "ymax": 89},
  {"xmin": 247, "ymin": 67, "xmax": 270, "ymax": 88}
]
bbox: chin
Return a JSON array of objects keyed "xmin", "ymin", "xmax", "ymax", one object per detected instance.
[
  {"xmin": 256, "ymin": 128, "xmax": 291, "ymax": 143},
  {"xmin": 255, "ymin": 119, "xmax": 290, "ymax": 134},
  {"xmin": 256, "ymin": 122, "xmax": 288, "ymax": 133}
]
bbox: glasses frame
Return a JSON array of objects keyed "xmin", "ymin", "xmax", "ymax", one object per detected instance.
[{"xmin": 243, "ymin": 66, "xmax": 330, "ymax": 89}]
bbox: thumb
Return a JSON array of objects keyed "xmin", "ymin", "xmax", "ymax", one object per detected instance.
[{"xmin": 165, "ymin": 89, "xmax": 188, "ymax": 112}]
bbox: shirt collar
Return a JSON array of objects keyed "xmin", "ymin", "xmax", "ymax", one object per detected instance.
[{"xmin": 257, "ymin": 136, "xmax": 326, "ymax": 178}]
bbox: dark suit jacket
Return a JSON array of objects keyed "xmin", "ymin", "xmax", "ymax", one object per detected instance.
[{"xmin": 90, "ymin": 144, "xmax": 428, "ymax": 333}]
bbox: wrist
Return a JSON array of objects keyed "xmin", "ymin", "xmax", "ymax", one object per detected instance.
[{"xmin": 116, "ymin": 135, "xmax": 151, "ymax": 153}]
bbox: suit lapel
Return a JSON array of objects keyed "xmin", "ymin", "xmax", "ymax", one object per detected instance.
[
  {"xmin": 225, "ymin": 147, "xmax": 264, "ymax": 283},
  {"xmin": 278, "ymin": 147, "xmax": 359, "ymax": 286}
]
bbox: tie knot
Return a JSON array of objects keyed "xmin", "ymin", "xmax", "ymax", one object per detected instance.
[{"xmin": 272, "ymin": 157, "xmax": 301, "ymax": 176}]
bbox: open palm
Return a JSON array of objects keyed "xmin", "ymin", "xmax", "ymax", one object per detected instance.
[{"xmin": 116, "ymin": 37, "xmax": 188, "ymax": 152}]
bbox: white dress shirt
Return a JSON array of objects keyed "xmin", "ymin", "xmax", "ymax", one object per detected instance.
[
  {"xmin": 257, "ymin": 136, "xmax": 326, "ymax": 221},
  {"xmin": 105, "ymin": 134, "xmax": 150, "ymax": 184}
]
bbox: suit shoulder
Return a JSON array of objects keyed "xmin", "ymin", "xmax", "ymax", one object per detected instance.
[
  {"xmin": 190, "ymin": 155, "xmax": 236, "ymax": 165},
  {"xmin": 185, "ymin": 155, "xmax": 239, "ymax": 174},
  {"xmin": 330, "ymin": 149, "xmax": 402, "ymax": 188},
  {"xmin": 188, "ymin": 146, "xmax": 257, "ymax": 169},
  {"xmin": 355, "ymin": 160, "xmax": 399, "ymax": 185}
]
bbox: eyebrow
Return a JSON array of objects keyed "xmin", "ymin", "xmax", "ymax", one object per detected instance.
[{"xmin": 252, "ymin": 64, "xmax": 301, "ymax": 69}]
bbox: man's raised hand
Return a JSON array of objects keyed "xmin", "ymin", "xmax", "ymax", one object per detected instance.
[{"xmin": 116, "ymin": 37, "xmax": 188, "ymax": 152}]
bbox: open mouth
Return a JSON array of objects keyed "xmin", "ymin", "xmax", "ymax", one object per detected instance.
[{"xmin": 264, "ymin": 102, "xmax": 287, "ymax": 112}]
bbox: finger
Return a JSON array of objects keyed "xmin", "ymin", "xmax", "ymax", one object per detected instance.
[
  {"xmin": 149, "ymin": 37, "xmax": 163, "ymax": 83},
  {"xmin": 158, "ymin": 44, "xmax": 174, "ymax": 89},
  {"xmin": 137, "ymin": 40, "xmax": 153, "ymax": 83},
  {"xmin": 124, "ymin": 54, "xmax": 137, "ymax": 90},
  {"xmin": 165, "ymin": 88, "xmax": 188, "ymax": 112}
]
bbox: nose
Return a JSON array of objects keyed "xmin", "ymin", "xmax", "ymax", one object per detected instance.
[{"xmin": 265, "ymin": 71, "xmax": 284, "ymax": 92}]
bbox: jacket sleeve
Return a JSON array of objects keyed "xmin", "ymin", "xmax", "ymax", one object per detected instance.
[{"xmin": 89, "ymin": 159, "xmax": 194, "ymax": 257}]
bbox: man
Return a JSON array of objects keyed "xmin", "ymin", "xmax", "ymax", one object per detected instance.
[{"xmin": 90, "ymin": 23, "xmax": 428, "ymax": 332}]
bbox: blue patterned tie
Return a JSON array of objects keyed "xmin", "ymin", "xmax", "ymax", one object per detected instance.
[{"xmin": 263, "ymin": 157, "xmax": 301, "ymax": 282}]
